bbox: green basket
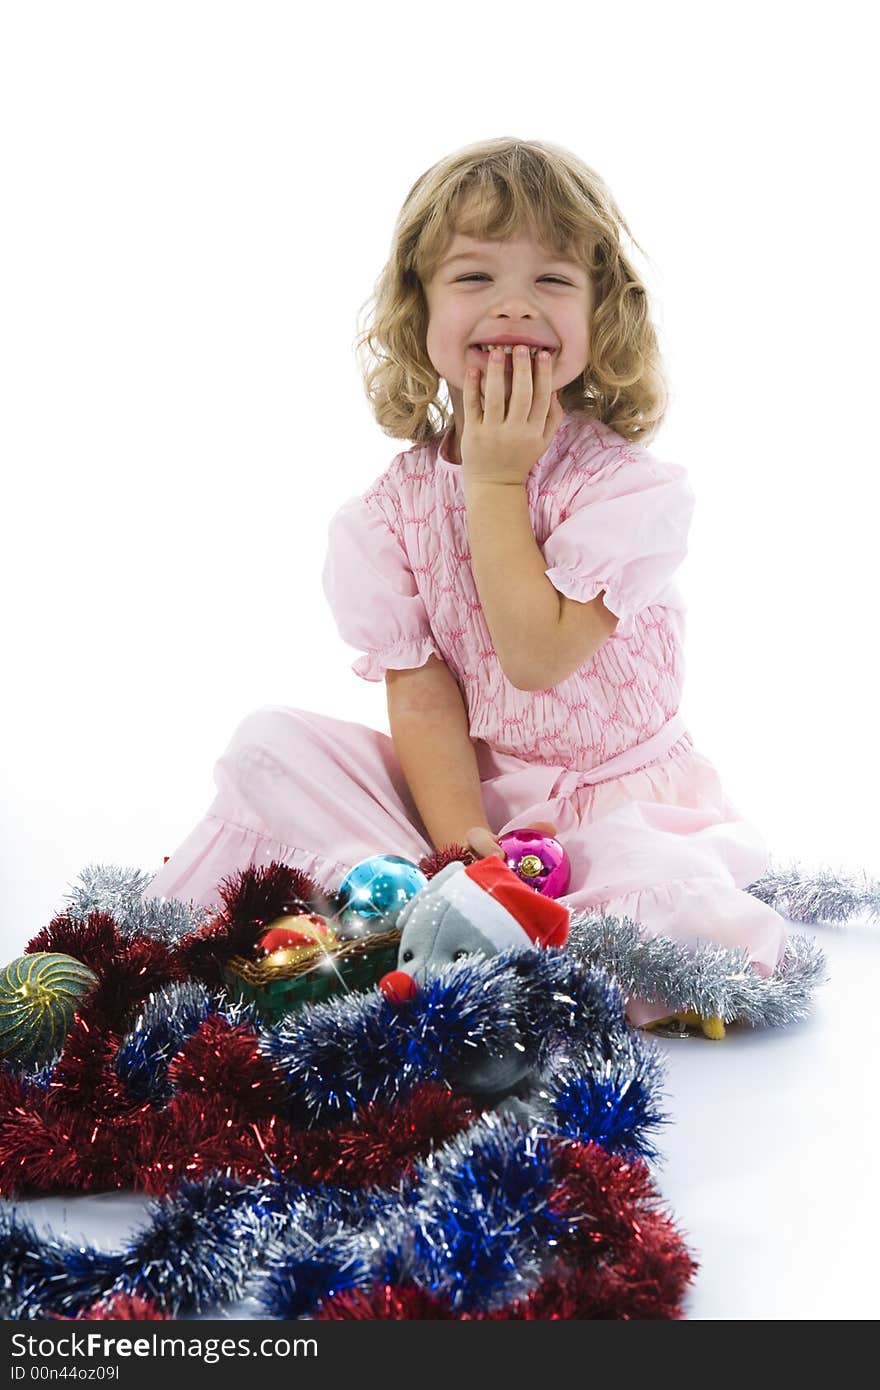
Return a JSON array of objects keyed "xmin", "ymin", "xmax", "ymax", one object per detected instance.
[{"xmin": 223, "ymin": 928, "xmax": 402, "ymax": 1024}]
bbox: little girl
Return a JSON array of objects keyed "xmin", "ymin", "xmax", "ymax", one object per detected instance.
[{"xmin": 142, "ymin": 136, "xmax": 788, "ymax": 1033}]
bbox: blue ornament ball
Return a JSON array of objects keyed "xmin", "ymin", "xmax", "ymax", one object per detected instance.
[
  {"xmin": 0, "ymin": 952, "xmax": 99, "ymax": 1067},
  {"xmin": 335, "ymin": 855, "xmax": 428, "ymax": 937}
]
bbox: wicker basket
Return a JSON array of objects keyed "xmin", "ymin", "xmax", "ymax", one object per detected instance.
[{"xmin": 224, "ymin": 927, "xmax": 402, "ymax": 1022}]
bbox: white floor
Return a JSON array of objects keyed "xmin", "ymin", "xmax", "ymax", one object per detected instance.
[{"xmin": 10, "ymin": 911, "xmax": 879, "ymax": 1321}]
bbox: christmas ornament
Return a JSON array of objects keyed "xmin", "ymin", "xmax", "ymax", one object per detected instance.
[
  {"xmin": 0, "ymin": 952, "xmax": 99, "ymax": 1066},
  {"xmin": 335, "ymin": 855, "xmax": 428, "ymax": 936},
  {"xmin": 257, "ymin": 915, "xmax": 339, "ymax": 971},
  {"xmin": 498, "ymin": 827, "xmax": 571, "ymax": 897},
  {"xmin": 258, "ymin": 915, "xmax": 336, "ymax": 956},
  {"xmin": 261, "ymin": 945, "xmax": 317, "ymax": 969}
]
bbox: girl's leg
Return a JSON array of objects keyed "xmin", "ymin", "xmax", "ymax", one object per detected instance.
[{"xmin": 142, "ymin": 705, "xmax": 435, "ymax": 911}]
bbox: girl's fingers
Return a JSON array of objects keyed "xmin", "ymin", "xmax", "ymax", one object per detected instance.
[
  {"xmin": 464, "ymin": 366, "xmax": 482, "ymax": 419},
  {"xmin": 466, "ymin": 826, "xmax": 506, "ymax": 860},
  {"xmin": 503, "ymin": 348, "xmax": 555, "ymax": 426},
  {"xmin": 542, "ymin": 392, "xmax": 564, "ymax": 446},
  {"xmin": 467, "ymin": 351, "xmax": 556, "ymax": 427},
  {"xmin": 526, "ymin": 348, "xmax": 554, "ymax": 423},
  {"xmin": 484, "ymin": 347, "xmax": 506, "ymax": 420}
]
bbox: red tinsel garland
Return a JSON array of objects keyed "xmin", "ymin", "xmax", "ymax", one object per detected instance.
[
  {"xmin": 314, "ymin": 1140, "xmax": 698, "ymax": 1321},
  {"xmin": 50, "ymin": 1294, "xmax": 169, "ymax": 1321},
  {"xmin": 0, "ymin": 1005, "xmax": 480, "ymax": 1197}
]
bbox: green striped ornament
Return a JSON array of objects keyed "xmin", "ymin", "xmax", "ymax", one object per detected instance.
[{"xmin": 0, "ymin": 952, "xmax": 99, "ymax": 1066}]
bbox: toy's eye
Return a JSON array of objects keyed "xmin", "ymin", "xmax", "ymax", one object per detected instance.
[
  {"xmin": 402, "ymin": 950, "xmax": 414, "ymax": 963},
  {"xmin": 453, "ymin": 949, "xmax": 469, "ymax": 961}
]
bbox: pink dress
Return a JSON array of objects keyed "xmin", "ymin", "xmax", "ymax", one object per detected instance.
[{"xmin": 142, "ymin": 410, "xmax": 788, "ymax": 1028}]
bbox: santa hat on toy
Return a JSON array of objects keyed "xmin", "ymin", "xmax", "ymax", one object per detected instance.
[{"xmin": 443, "ymin": 856, "xmax": 570, "ymax": 951}]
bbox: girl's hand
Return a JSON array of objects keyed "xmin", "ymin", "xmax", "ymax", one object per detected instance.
[
  {"xmin": 465, "ymin": 825, "xmax": 506, "ymax": 861},
  {"xmin": 465, "ymin": 821, "xmax": 558, "ymax": 862},
  {"xmin": 460, "ymin": 347, "xmax": 565, "ymax": 487}
]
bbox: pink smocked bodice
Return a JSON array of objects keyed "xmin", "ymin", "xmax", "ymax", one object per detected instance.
[{"xmin": 321, "ymin": 411, "xmax": 696, "ymax": 773}]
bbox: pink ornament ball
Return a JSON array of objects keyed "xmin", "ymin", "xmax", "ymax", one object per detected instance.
[{"xmin": 496, "ymin": 828, "xmax": 570, "ymax": 898}]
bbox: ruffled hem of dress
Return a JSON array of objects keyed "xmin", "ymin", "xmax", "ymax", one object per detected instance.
[
  {"xmin": 351, "ymin": 634, "xmax": 442, "ymax": 682},
  {"xmin": 143, "ymin": 813, "xmax": 354, "ymax": 911},
  {"xmin": 543, "ymin": 565, "xmax": 637, "ymax": 639}
]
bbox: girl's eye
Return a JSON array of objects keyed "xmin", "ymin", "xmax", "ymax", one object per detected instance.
[{"xmin": 457, "ymin": 274, "xmax": 570, "ymax": 285}]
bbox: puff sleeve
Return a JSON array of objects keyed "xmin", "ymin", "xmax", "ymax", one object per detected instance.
[
  {"xmin": 321, "ymin": 493, "xmax": 442, "ymax": 681},
  {"xmin": 542, "ymin": 450, "xmax": 696, "ymax": 640}
]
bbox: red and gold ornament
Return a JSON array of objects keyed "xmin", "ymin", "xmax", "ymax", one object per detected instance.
[{"xmin": 257, "ymin": 914, "xmax": 338, "ymax": 969}]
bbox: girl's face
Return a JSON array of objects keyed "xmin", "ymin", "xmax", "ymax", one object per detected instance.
[{"xmin": 423, "ymin": 220, "xmax": 594, "ymax": 454}]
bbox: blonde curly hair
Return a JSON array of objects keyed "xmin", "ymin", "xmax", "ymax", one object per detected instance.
[{"xmin": 354, "ymin": 136, "xmax": 670, "ymax": 449}]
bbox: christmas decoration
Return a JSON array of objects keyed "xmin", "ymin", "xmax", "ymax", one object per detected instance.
[
  {"xmin": 499, "ymin": 827, "xmax": 571, "ymax": 896},
  {"xmin": 379, "ymin": 857, "xmax": 572, "ymax": 1110},
  {"xmin": 62, "ymin": 862, "xmax": 213, "ymax": 946},
  {"xmin": 20, "ymin": 844, "xmax": 864, "ymax": 1039},
  {"xmin": 258, "ymin": 916, "xmax": 336, "ymax": 956},
  {"xmin": 335, "ymin": 854, "xmax": 428, "ymax": 935},
  {"xmin": 0, "ymin": 952, "xmax": 99, "ymax": 1066},
  {"xmin": 565, "ymin": 908, "xmax": 828, "ymax": 1031},
  {"xmin": 257, "ymin": 915, "xmax": 339, "ymax": 969},
  {"xmin": 747, "ymin": 860, "xmax": 880, "ymax": 926},
  {"xmin": 52, "ymin": 1292, "xmax": 169, "ymax": 1320},
  {"xmin": 0, "ymin": 841, "xmax": 869, "ymax": 1319},
  {"xmin": 0, "ymin": 1119, "xmax": 696, "ymax": 1320},
  {"xmin": 396, "ymin": 855, "xmax": 572, "ymax": 956},
  {"xmin": 224, "ymin": 926, "xmax": 401, "ymax": 1022}
]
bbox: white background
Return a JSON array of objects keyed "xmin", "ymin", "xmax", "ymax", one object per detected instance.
[{"xmin": 1, "ymin": 0, "xmax": 877, "ymax": 1320}]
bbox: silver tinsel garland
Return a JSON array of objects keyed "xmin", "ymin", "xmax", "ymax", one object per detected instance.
[
  {"xmin": 62, "ymin": 862, "xmax": 212, "ymax": 945},
  {"xmin": 747, "ymin": 855, "xmax": 880, "ymax": 925},
  {"xmin": 565, "ymin": 910, "xmax": 828, "ymax": 1027},
  {"xmin": 57, "ymin": 852, "xmax": 880, "ymax": 1033},
  {"xmin": 559, "ymin": 850, "xmax": 876, "ymax": 1029}
]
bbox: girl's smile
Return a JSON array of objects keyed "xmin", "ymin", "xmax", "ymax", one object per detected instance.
[{"xmin": 423, "ymin": 223, "xmax": 590, "ymax": 433}]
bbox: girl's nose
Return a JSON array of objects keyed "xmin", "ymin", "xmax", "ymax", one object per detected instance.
[{"xmin": 379, "ymin": 970, "xmax": 419, "ymax": 1004}]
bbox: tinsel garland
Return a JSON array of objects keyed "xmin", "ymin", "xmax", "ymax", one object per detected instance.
[
  {"xmin": 571, "ymin": 852, "xmax": 879, "ymax": 1025},
  {"xmin": 0, "ymin": 1120, "xmax": 696, "ymax": 1320},
  {"xmin": 0, "ymin": 948, "xmax": 666, "ymax": 1197},
  {"xmin": 52, "ymin": 849, "xmax": 878, "ymax": 1027},
  {"xmin": 0, "ymin": 857, "xmax": 695, "ymax": 1318},
  {"xmin": 1, "ymin": 846, "xmax": 873, "ymax": 1319},
  {"xmin": 748, "ymin": 859, "xmax": 880, "ymax": 925},
  {"xmin": 567, "ymin": 915, "xmax": 828, "ymax": 1026}
]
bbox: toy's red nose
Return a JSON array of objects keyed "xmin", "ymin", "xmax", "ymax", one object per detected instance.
[{"xmin": 379, "ymin": 970, "xmax": 419, "ymax": 1004}]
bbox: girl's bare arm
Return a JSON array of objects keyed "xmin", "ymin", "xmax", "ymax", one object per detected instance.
[{"xmin": 386, "ymin": 656, "xmax": 499, "ymax": 854}]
